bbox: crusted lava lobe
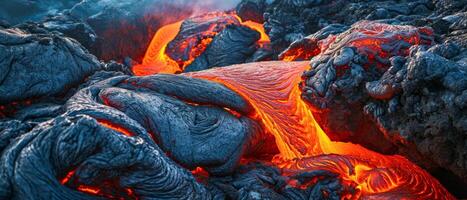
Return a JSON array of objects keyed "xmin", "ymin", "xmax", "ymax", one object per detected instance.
[
  {"xmin": 0, "ymin": 72, "xmax": 268, "ymax": 199},
  {"xmin": 299, "ymin": 20, "xmax": 467, "ymax": 187},
  {"xmin": 0, "ymin": 27, "xmax": 101, "ymax": 104}
]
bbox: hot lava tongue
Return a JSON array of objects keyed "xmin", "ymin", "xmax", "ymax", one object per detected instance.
[
  {"xmin": 132, "ymin": 11, "xmax": 270, "ymax": 76},
  {"xmin": 186, "ymin": 61, "xmax": 455, "ymax": 199}
]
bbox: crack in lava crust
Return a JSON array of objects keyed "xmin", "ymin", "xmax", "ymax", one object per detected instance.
[{"xmin": 186, "ymin": 61, "xmax": 455, "ymax": 199}]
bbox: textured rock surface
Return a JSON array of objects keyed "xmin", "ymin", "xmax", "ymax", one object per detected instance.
[
  {"xmin": 0, "ymin": 0, "xmax": 466, "ymax": 198},
  {"xmin": 185, "ymin": 25, "xmax": 260, "ymax": 72},
  {"xmin": 0, "ymin": 0, "xmax": 80, "ymax": 24},
  {"xmin": 0, "ymin": 73, "xmax": 261, "ymax": 199},
  {"xmin": 0, "ymin": 27, "xmax": 101, "ymax": 104},
  {"xmin": 239, "ymin": 0, "xmax": 466, "ymax": 54},
  {"xmin": 362, "ymin": 44, "xmax": 467, "ymax": 185},
  {"xmin": 299, "ymin": 20, "xmax": 467, "ymax": 190}
]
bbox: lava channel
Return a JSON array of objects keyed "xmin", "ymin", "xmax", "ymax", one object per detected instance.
[{"xmin": 187, "ymin": 61, "xmax": 455, "ymax": 199}]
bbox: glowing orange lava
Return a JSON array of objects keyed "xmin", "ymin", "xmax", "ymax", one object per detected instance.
[
  {"xmin": 187, "ymin": 61, "xmax": 454, "ymax": 199},
  {"xmin": 233, "ymin": 15, "xmax": 270, "ymax": 44},
  {"xmin": 133, "ymin": 12, "xmax": 269, "ymax": 76},
  {"xmin": 77, "ymin": 185, "xmax": 101, "ymax": 195},
  {"xmin": 133, "ymin": 21, "xmax": 183, "ymax": 75},
  {"xmin": 98, "ymin": 119, "xmax": 135, "ymax": 137}
]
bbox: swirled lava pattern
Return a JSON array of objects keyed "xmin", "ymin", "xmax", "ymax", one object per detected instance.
[
  {"xmin": 132, "ymin": 12, "xmax": 269, "ymax": 76},
  {"xmin": 187, "ymin": 61, "xmax": 454, "ymax": 199}
]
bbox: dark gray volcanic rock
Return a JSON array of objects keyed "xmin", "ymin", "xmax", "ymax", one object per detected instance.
[
  {"xmin": 185, "ymin": 25, "xmax": 260, "ymax": 72},
  {"xmin": 361, "ymin": 44, "xmax": 467, "ymax": 183},
  {"xmin": 13, "ymin": 14, "xmax": 98, "ymax": 52},
  {"xmin": 66, "ymin": 0, "xmax": 193, "ymax": 62},
  {"xmin": 0, "ymin": 73, "xmax": 262, "ymax": 199},
  {"xmin": 300, "ymin": 21, "xmax": 467, "ymax": 191},
  {"xmin": 0, "ymin": 0, "xmax": 80, "ymax": 24},
  {"xmin": 0, "ymin": 27, "xmax": 101, "ymax": 105},
  {"xmin": 238, "ymin": 0, "xmax": 466, "ymax": 53},
  {"xmin": 236, "ymin": 0, "xmax": 268, "ymax": 23}
]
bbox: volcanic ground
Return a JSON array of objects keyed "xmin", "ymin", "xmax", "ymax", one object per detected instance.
[{"xmin": 0, "ymin": 0, "xmax": 466, "ymax": 199}]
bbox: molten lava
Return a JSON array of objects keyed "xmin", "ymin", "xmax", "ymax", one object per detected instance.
[
  {"xmin": 132, "ymin": 21, "xmax": 183, "ymax": 75},
  {"xmin": 187, "ymin": 61, "xmax": 454, "ymax": 199},
  {"xmin": 133, "ymin": 12, "xmax": 270, "ymax": 75},
  {"xmin": 98, "ymin": 119, "xmax": 135, "ymax": 137},
  {"xmin": 280, "ymin": 21, "xmax": 433, "ymax": 66},
  {"xmin": 131, "ymin": 15, "xmax": 452, "ymax": 198}
]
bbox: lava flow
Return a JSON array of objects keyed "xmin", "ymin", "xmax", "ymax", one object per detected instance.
[
  {"xmin": 132, "ymin": 21, "xmax": 183, "ymax": 75},
  {"xmin": 132, "ymin": 15, "xmax": 453, "ymax": 198},
  {"xmin": 132, "ymin": 12, "xmax": 269, "ymax": 76},
  {"xmin": 187, "ymin": 61, "xmax": 454, "ymax": 199}
]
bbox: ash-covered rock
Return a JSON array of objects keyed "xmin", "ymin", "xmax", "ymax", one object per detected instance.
[{"xmin": 0, "ymin": 27, "xmax": 101, "ymax": 105}]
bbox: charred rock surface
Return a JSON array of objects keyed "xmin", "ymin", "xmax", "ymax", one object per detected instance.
[
  {"xmin": 1, "ymin": 0, "xmax": 466, "ymax": 198},
  {"xmin": 279, "ymin": 24, "xmax": 349, "ymax": 61},
  {"xmin": 205, "ymin": 162, "xmax": 354, "ymax": 200},
  {"xmin": 13, "ymin": 14, "xmax": 98, "ymax": 53}
]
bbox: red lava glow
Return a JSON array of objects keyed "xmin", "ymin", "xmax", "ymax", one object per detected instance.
[
  {"xmin": 77, "ymin": 185, "xmax": 101, "ymax": 195},
  {"xmin": 187, "ymin": 61, "xmax": 454, "ymax": 199},
  {"xmin": 281, "ymin": 21, "xmax": 433, "ymax": 68},
  {"xmin": 61, "ymin": 170, "xmax": 138, "ymax": 199},
  {"xmin": 133, "ymin": 21, "xmax": 183, "ymax": 75},
  {"xmin": 60, "ymin": 170, "xmax": 76, "ymax": 185},
  {"xmin": 130, "ymin": 17, "xmax": 450, "ymax": 198},
  {"xmin": 97, "ymin": 119, "xmax": 135, "ymax": 137},
  {"xmin": 133, "ymin": 12, "xmax": 270, "ymax": 76}
]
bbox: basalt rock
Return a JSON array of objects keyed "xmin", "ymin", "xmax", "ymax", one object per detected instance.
[
  {"xmin": 166, "ymin": 13, "xmax": 242, "ymax": 68},
  {"xmin": 13, "ymin": 14, "xmax": 98, "ymax": 52},
  {"xmin": 362, "ymin": 44, "xmax": 467, "ymax": 189},
  {"xmin": 0, "ymin": 0, "xmax": 80, "ymax": 24},
  {"xmin": 0, "ymin": 73, "xmax": 263, "ymax": 199},
  {"xmin": 185, "ymin": 24, "xmax": 260, "ymax": 72},
  {"xmin": 239, "ymin": 0, "xmax": 464, "ymax": 55},
  {"xmin": 0, "ymin": 27, "xmax": 101, "ymax": 105},
  {"xmin": 236, "ymin": 0, "xmax": 268, "ymax": 23},
  {"xmin": 299, "ymin": 20, "xmax": 467, "ymax": 191}
]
